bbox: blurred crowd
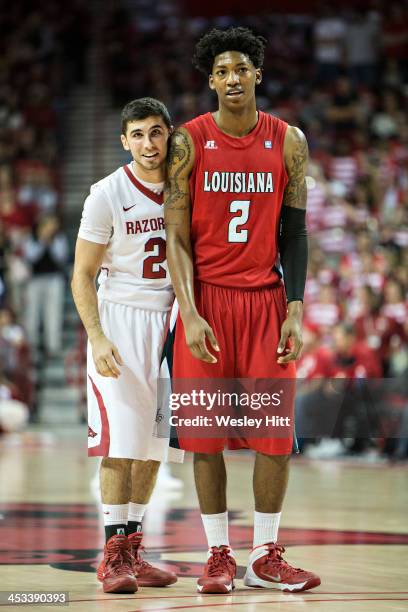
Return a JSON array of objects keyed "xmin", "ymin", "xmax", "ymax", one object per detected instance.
[
  {"xmin": 102, "ymin": 4, "xmax": 408, "ymax": 375},
  {"xmin": 0, "ymin": 0, "xmax": 407, "ymax": 455},
  {"xmin": 0, "ymin": 1, "xmax": 89, "ymax": 419},
  {"xmin": 102, "ymin": 0, "xmax": 407, "ymax": 458}
]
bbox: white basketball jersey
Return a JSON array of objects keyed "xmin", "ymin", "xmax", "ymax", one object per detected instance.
[{"xmin": 78, "ymin": 163, "xmax": 173, "ymax": 311}]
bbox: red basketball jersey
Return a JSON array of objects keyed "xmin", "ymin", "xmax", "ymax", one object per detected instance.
[{"xmin": 183, "ymin": 111, "xmax": 288, "ymax": 288}]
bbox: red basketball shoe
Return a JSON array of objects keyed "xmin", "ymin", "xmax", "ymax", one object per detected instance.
[
  {"xmin": 97, "ymin": 534, "xmax": 138, "ymax": 593},
  {"xmin": 244, "ymin": 543, "xmax": 321, "ymax": 592},
  {"xmin": 197, "ymin": 546, "xmax": 236, "ymax": 594},
  {"xmin": 128, "ymin": 532, "xmax": 177, "ymax": 587}
]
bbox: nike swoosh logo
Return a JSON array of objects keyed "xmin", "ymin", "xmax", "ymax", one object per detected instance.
[
  {"xmin": 123, "ymin": 204, "xmax": 136, "ymax": 212},
  {"xmin": 263, "ymin": 573, "xmax": 281, "ymax": 582}
]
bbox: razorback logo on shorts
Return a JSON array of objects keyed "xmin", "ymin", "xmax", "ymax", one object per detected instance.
[{"xmin": 88, "ymin": 426, "xmax": 97, "ymax": 438}]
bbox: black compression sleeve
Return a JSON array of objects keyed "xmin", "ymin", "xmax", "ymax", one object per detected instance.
[{"xmin": 278, "ymin": 206, "xmax": 308, "ymax": 303}]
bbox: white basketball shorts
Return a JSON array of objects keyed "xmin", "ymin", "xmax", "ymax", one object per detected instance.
[{"xmin": 87, "ymin": 299, "xmax": 184, "ymax": 462}]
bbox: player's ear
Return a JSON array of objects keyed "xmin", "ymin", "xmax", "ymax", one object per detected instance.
[
  {"xmin": 209, "ymin": 74, "xmax": 216, "ymax": 90},
  {"xmin": 255, "ymin": 69, "xmax": 262, "ymax": 85},
  {"xmin": 121, "ymin": 134, "xmax": 130, "ymax": 151}
]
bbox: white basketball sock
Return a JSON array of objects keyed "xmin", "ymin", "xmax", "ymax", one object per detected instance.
[
  {"xmin": 253, "ymin": 511, "xmax": 281, "ymax": 548},
  {"xmin": 128, "ymin": 502, "xmax": 147, "ymax": 523},
  {"xmin": 201, "ymin": 511, "xmax": 229, "ymax": 548},
  {"xmin": 102, "ymin": 503, "xmax": 129, "ymax": 526}
]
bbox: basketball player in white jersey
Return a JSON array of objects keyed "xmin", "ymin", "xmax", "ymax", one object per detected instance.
[{"xmin": 71, "ymin": 98, "xmax": 182, "ymax": 594}]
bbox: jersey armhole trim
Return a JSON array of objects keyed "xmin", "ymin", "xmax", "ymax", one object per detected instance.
[
  {"xmin": 77, "ymin": 232, "xmax": 110, "ymax": 246},
  {"xmin": 281, "ymin": 122, "xmax": 289, "ymax": 185},
  {"xmin": 183, "ymin": 125, "xmax": 199, "ymax": 165}
]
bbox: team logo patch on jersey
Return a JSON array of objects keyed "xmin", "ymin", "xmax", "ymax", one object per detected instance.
[
  {"xmin": 204, "ymin": 140, "xmax": 218, "ymax": 149},
  {"xmin": 264, "ymin": 140, "xmax": 273, "ymax": 149}
]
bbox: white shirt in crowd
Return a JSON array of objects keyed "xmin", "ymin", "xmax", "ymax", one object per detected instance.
[{"xmin": 314, "ymin": 17, "xmax": 346, "ymax": 63}]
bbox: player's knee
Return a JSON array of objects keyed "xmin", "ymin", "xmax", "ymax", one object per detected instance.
[
  {"xmin": 256, "ymin": 452, "xmax": 291, "ymax": 467},
  {"xmin": 194, "ymin": 451, "xmax": 224, "ymax": 464},
  {"xmin": 101, "ymin": 457, "xmax": 133, "ymax": 471},
  {"xmin": 132, "ymin": 458, "xmax": 160, "ymax": 471}
]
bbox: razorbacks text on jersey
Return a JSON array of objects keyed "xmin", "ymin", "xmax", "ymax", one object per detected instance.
[
  {"xmin": 183, "ymin": 111, "xmax": 288, "ymax": 288},
  {"xmin": 78, "ymin": 163, "xmax": 173, "ymax": 311}
]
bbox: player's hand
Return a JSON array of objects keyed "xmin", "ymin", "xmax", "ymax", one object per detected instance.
[
  {"xmin": 277, "ymin": 315, "xmax": 303, "ymax": 364},
  {"xmin": 91, "ymin": 334, "xmax": 124, "ymax": 378},
  {"xmin": 182, "ymin": 312, "xmax": 219, "ymax": 363}
]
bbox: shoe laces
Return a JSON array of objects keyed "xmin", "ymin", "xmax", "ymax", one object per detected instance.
[
  {"xmin": 105, "ymin": 537, "xmax": 133, "ymax": 576},
  {"xmin": 129, "ymin": 534, "xmax": 152, "ymax": 570},
  {"xmin": 264, "ymin": 543, "xmax": 303, "ymax": 574},
  {"xmin": 207, "ymin": 546, "xmax": 234, "ymax": 577}
]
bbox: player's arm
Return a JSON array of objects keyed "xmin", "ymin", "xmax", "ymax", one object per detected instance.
[
  {"xmin": 71, "ymin": 238, "xmax": 123, "ymax": 378},
  {"xmin": 165, "ymin": 128, "xmax": 219, "ymax": 363},
  {"xmin": 277, "ymin": 125, "xmax": 309, "ymax": 364}
]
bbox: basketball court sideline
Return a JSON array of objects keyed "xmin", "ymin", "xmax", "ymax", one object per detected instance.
[{"xmin": 0, "ymin": 427, "xmax": 407, "ymax": 612}]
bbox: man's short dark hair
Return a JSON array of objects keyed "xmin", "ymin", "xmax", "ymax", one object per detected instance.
[
  {"xmin": 193, "ymin": 27, "xmax": 267, "ymax": 75},
  {"xmin": 121, "ymin": 97, "xmax": 172, "ymax": 134}
]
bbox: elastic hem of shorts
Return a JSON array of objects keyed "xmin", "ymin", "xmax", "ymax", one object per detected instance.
[
  {"xmin": 97, "ymin": 296, "xmax": 172, "ymax": 312},
  {"xmin": 196, "ymin": 279, "xmax": 284, "ymax": 293}
]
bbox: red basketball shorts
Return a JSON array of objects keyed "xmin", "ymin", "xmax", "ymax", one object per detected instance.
[{"xmin": 172, "ymin": 281, "xmax": 296, "ymax": 455}]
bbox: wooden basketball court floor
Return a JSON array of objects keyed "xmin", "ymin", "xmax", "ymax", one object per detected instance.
[{"xmin": 0, "ymin": 426, "xmax": 407, "ymax": 612}]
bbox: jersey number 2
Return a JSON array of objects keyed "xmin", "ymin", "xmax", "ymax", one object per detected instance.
[
  {"xmin": 228, "ymin": 200, "xmax": 250, "ymax": 243},
  {"xmin": 143, "ymin": 237, "xmax": 166, "ymax": 279}
]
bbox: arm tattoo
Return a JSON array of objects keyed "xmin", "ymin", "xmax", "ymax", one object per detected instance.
[
  {"xmin": 283, "ymin": 129, "xmax": 308, "ymax": 210},
  {"xmin": 165, "ymin": 129, "xmax": 192, "ymax": 210},
  {"xmin": 168, "ymin": 133, "xmax": 186, "ymax": 167},
  {"xmin": 165, "ymin": 178, "xmax": 189, "ymax": 210}
]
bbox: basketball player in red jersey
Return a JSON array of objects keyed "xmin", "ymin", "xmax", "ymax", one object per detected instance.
[{"xmin": 165, "ymin": 28, "xmax": 320, "ymax": 593}]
